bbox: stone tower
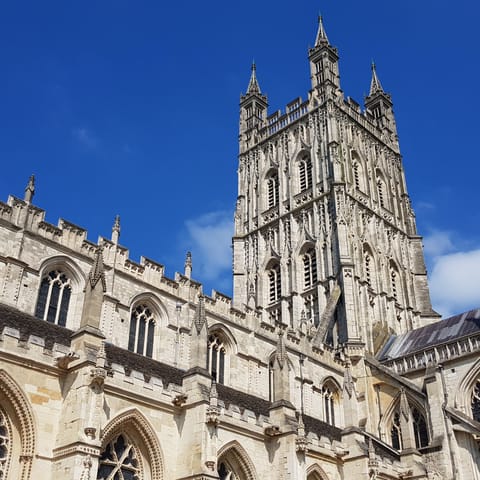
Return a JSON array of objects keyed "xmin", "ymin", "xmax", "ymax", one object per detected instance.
[{"xmin": 232, "ymin": 17, "xmax": 439, "ymax": 353}]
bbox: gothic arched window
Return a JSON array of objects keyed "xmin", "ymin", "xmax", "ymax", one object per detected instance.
[
  {"xmin": 363, "ymin": 246, "xmax": 376, "ymax": 290},
  {"xmin": 320, "ymin": 384, "xmax": 338, "ymax": 426},
  {"xmin": 412, "ymin": 407, "xmax": 429, "ymax": 448},
  {"xmin": 303, "ymin": 248, "xmax": 318, "ymax": 289},
  {"xmin": 299, "ymin": 156, "xmax": 312, "ymax": 192},
  {"xmin": 268, "ymin": 264, "xmax": 281, "ymax": 304},
  {"xmin": 266, "ymin": 173, "xmax": 279, "ymax": 209},
  {"xmin": 304, "ymin": 294, "xmax": 319, "ymax": 327},
  {"xmin": 128, "ymin": 305, "xmax": 155, "ymax": 358},
  {"xmin": 390, "ymin": 411, "xmax": 403, "ymax": 450},
  {"xmin": 97, "ymin": 434, "xmax": 140, "ymax": 480},
  {"xmin": 0, "ymin": 408, "xmax": 11, "ymax": 479},
  {"xmin": 208, "ymin": 333, "xmax": 226, "ymax": 384},
  {"xmin": 471, "ymin": 380, "xmax": 480, "ymax": 422},
  {"xmin": 376, "ymin": 171, "xmax": 388, "ymax": 209},
  {"xmin": 390, "ymin": 262, "xmax": 401, "ymax": 303},
  {"xmin": 35, "ymin": 270, "xmax": 72, "ymax": 327}
]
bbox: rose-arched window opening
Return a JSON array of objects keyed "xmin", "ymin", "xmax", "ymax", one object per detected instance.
[{"xmin": 35, "ymin": 270, "xmax": 72, "ymax": 326}]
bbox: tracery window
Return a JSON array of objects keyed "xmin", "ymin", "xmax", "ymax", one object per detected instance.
[
  {"xmin": 208, "ymin": 333, "xmax": 226, "ymax": 384},
  {"xmin": 268, "ymin": 264, "xmax": 281, "ymax": 304},
  {"xmin": 304, "ymin": 294, "xmax": 319, "ymax": 327},
  {"xmin": 35, "ymin": 270, "xmax": 72, "ymax": 326},
  {"xmin": 299, "ymin": 156, "xmax": 313, "ymax": 191},
  {"xmin": 391, "ymin": 411, "xmax": 403, "ymax": 450},
  {"xmin": 267, "ymin": 173, "xmax": 279, "ymax": 209},
  {"xmin": 322, "ymin": 386, "xmax": 336, "ymax": 426},
  {"xmin": 412, "ymin": 407, "xmax": 429, "ymax": 448},
  {"xmin": 390, "ymin": 263, "xmax": 401, "ymax": 302},
  {"xmin": 97, "ymin": 434, "xmax": 140, "ymax": 480},
  {"xmin": 472, "ymin": 380, "xmax": 480, "ymax": 422},
  {"xmin": 128, "ymin": 305, "xmax": 155, "ymax": 357},
  {"xmin": 353, "ymin": 162, "xmax": 361, "ymax": 190},
  {"xmin": 0, "ymin": 409, "xmax": 11, "ymax": 479},
  {"xmin": 363, "ymin": 248, "xmax": 375, "ymax": 289},
  {"xmin": 303, "ymin": 249, "xmax": 318, "ymax": 289}
]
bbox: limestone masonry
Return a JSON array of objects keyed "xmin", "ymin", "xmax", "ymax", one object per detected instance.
[{"xmin": 0, "ymin": 15, "xmax": 479, "ymax": 480}]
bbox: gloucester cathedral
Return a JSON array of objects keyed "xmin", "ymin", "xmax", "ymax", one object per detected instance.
[{"xmin": 0, "ymin": 16, "xmax": 479, "ymax": 480}]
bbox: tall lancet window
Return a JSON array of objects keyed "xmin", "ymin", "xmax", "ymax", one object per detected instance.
[
  {"xmin": 35, "ymin": 270, "xmax": 72, "ymax": 327},
  {"xmin": 412, "ymin": 407, "xmax": 429, "ymax": 448},
  {"xmin": 390, "ymin": 262, "xmax": 401, "ymax": 302},
  {"xmin": 363, "ymin": 246, "xmax": 376, "ymax": 290},
  {"xmin": 267, "ymin": 173, "xmax": 279, "ymax": 209},
  {"xmin": 128, "ymin": 305, "xmax": 155, "ymax": 358},
  {"xmin": 303, "ymin": 248, "xmax": 318, "ymax": 289},
  {"xmin": 390, "ymin": 411, "xmax": 403, "ymax": 450},
  {"xmin": 299, "ymin": 155, "xmax": 313, "ymax": 191},
  {"xmin": 208, "ymin": 333, "xmax": 226, "ymax": 384},
  {"xmin": 268, "ymin": 264, "xmax": 281, "ymax": 304}
]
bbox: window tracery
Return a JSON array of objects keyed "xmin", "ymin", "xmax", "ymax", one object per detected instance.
[
  {"xmin": 97, "ymin": 434, "xmax": 140, "ymax": 480},
  {"xmin": 128, "ymin": 305, "xmax": 155, "ymax": 358},
  {"xmin": 208, "ymin": 333, "xmax": 226, "ymax": 384},
  {"xmin": 266, "ymin": 173, "xmax": 279, "ymax": 209},
  {"xmin": 35, "ymin": 269, "xmax": 72, "ymax": 326},
  {"xmin": 304, "ymin": 294, "xmax": 319, "ymax": 327},
  {"xmin": 412, "ymin": 407, "xmax": 429, "ymax": 448},
  {"xmin": 391, "ymin": 411, "xmax": 403, "ymax": 450},
  {"xmin": 472, "ymin": 380, "xmax": 480, "ymax": 422},
  {"xmin": 320, "ymin": 384, "xmax": 338, "ymax": 426},
  {"xmin": 0, "ymin": 408, "xmax": 11, "ymax": 480},
  {"xmin": 303, "ymin": 249, "xmax": 317, "ymax": 289},
  {"xmin": 299, "ymin": 156, "xmax": 312, "ymax": 192},
  {"xmin": 268, "ymin": 264, "xmax": 281, "ymax": 304}
]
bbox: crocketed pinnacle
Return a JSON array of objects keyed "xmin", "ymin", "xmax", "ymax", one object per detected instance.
[
  {"xmin": 89, "ymin": 246, "xmax": 107, "ymax": 292},
  {"xmin": 274, "ymin": 330, "xmax": 287, "ymax": 369},
  {"xmin": 369, "ymin": 61, "xmax": 385, "ymax": 96},
  {"xmin": 314, "ymin": 15, "xmax": 329, "ymax": 46},
  {"xmin": 194, "ymin": 295, "xmax": 207, "ymax": 334},
  {"xmin": 246, "ymin": 62, "xmax": 261, "ymax": 94}
]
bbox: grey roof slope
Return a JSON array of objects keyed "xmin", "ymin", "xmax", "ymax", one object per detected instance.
[{"xmin": 378, "ymin": 308, "xmax": 480, "ymax": 361}]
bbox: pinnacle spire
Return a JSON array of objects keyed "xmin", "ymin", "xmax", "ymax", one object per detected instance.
[
  {"xmin": 184, "ymin": 251, "xmax": 192, "ymax": 279},
  {"xmin": 89, "ymin": 246, "xmax": 107, "ymax": 292},
  {"xmin": 246, "ymin": 62, "xmax": 261, "ymax": 94},
  {"xmin": 24, "ymin": 174, "xmax": 35, "ymax": 203},
  {"xmin": 314, "ymin": 15, "xmax": 329, "ymax": 46},
  {"xmin": 111, "ymin": 215, "xmax": 121, "ymax": 244},
  {"xmin": 274, "ymin": 330, "xmax": 287, "ymax": 369},
  {"xmin": 369, "ymin": 61, "xmax": 384, "ymax": 96}
]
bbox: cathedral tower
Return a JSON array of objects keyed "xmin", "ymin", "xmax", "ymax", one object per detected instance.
[{"xmin": 233, "ymin": 17, "xmax": 439, "ymax": 353}]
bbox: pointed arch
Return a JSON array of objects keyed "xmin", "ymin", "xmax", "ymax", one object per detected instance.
[
  {"xmin": 0, "ymin": 369, "xmax": 36, "ymax": 480},
  {"xmin": 217, "ymin": 440, "xmax": 257, "ymax": 480},
  {"xmin": 350, "ymin": 150, "xmax": 366, "ymax": 193},
  {"xmin": 306, "ymin": 463, "xmax": 329, "ymax": 480},
  {"xmin": 100, "ymin": 408, "xmax": 164, "ymax": 480},
  {"xmin": 363, "ymin": 243, "xmax": 377, "ymax": 291},
  {"xmin": 455, "ymin": 357, "xmax": 480, "ymax": 420},
  {"xmin": 208, "ymin": 324, "xmax": 238, "ymax": 353}
]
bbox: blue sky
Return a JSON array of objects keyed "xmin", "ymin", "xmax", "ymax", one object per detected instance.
[{"xmin": 0, "ymin": 1, "xmax": 479, "ymax": 317}]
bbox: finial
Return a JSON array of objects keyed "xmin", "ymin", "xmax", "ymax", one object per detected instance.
[
  {"xmin": 111, "ymin": 215, "xmax": 121, "ymax": 244},
  {"xmin": 246, "ymin": 61, "xmax": 261, "ymax": 94},
  {"xmin": 274, "ymin": 329, "xmax": 287, "ymax": 369},
  {"xmin": 24, "ymin": 174, "xmax": 35, "ymax": 203},
  {"xmin": 184, "ymin": 251, "xmax": 192, "ymax": 279},
  {"xmin": 194, "ymin": 294, "xmax": 207, "ymax": 334},
  {"xmin": 369, "ymin": 60, "xmax": 384, "ymax": 96},
  {"xmin": 314, "ymin": 14, "xmax": 329, "ymax": 46}
]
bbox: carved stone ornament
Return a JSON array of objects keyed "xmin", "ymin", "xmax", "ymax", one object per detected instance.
[
  {"xmin": 205, "ymin": 405, "xmax": 220, "ymax": 426},
  {"xmin": 90, "ymin": 367, "xmax": 107, "ymax": 387},
  {"xmin": 172, "ymin": 394, "xmax": 188, "ymax": 408},
  {"xmin": 295, "ymin": 435, "xmax": 309, "ymax": 453}
]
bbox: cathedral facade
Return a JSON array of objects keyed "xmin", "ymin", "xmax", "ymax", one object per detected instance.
[{"xmin": 0, "ymin": 16, "xmax": 479, "ymax": 480}]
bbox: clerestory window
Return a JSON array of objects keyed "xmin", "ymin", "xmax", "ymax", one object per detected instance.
[
  {"xmin": 321, "ymin": 385, "xmax": 337, "ymax": 426},
  {"xmin": 35, "ymin": 270, "xmax": 72, "ymax": 327},
  {"xmin": 128, "ymin": 305, "xmax": 155, "ymax": 358},
  {"xmin": 412, "ymin": 407, "xmax": 429, "ymax": 448},
  {"xmin": 391, "ymin": 411, "xmax": 403, "ymax": 450},
  {"xmin": 208, "ymin": 333, "xmax": 226, "ymax": 384}
]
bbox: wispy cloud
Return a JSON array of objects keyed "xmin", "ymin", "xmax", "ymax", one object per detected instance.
[
  {"xmin": 72, "ymin": 127, "xmax": 97, "ymax": 149},
  {"xmin": 184, "ymin": 210, "xmax": 233, "ymax": 292},
  {"xmin": 424, "ymin": 230, "xmax": 480, "ymax": 318}
]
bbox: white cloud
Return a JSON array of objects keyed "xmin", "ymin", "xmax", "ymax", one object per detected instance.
[
  {"xmin": 72, "ymin": 127, "xmax": 97, "ymax": 148},
  {"xmin": 423, "ymin": 230, "xmax": 454, "ymax": 257},
  {"xmin": 428, "ymin": 248, "xmax": 480, "ymax": 318},
  {"xmin": 184, "ymin": 211, "xmax": 233, "ymax": 291}
]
